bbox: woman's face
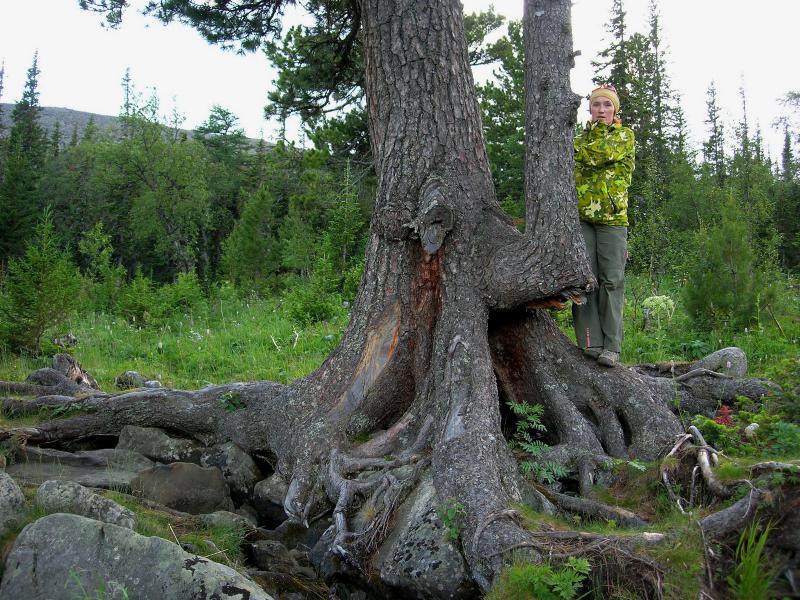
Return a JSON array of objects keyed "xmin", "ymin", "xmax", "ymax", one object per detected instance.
[{"xmin": 590, "ymin": 97, "xmax": 615, "ymax": 125}]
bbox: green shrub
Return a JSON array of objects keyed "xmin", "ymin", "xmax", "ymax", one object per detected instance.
[
  {"xmin": 763, "ymin": 421, "xmax": 800, "ymax": 457},
  {"xmin": 156, "ymin": 271, "xmax": 207, "ymax": 317},
  {"xmin": 684, "ymin": 197, "xmax": 774, "ymax": 331},
  {"xmin": 437, "ymin": 499, "xmax": 466, "ymax": 542},
  {"xmin": 78, "ymin": 222, "xmax": 126, "ymax": 312},
  {"xmin": 118, "ymin": 270, "xmax": 157, "ymax": 325},
  {"xmin": 488, "ymin": 557, "xmax": 591, "ymax": 600},
  {"xmin": 690, "ymin": 415, "xmax": 739, "ymax": 451},
  {"xmin": 0, "ymin": 210, "xmax": 81, "ymax": 353},
  {"xmin": 282, "ymin": 255, "xmax": 341, "ymax": 325}
]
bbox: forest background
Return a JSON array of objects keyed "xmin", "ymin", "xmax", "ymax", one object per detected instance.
[{"xmin": 0, "ymin": 0, "xmax": 797, "ymax": 399}]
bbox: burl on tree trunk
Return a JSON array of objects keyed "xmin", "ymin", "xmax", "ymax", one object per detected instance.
[{"xmin": 0, "ymin": 0, "xmax": 788, "ymax": 596}]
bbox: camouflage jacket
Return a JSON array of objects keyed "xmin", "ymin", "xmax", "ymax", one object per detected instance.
[{"xmin": 574, "ymin": 121, "xmax": 635, "ymax": 226}]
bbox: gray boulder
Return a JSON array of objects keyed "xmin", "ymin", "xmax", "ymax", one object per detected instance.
[
  {"xmin": 6, "ymin": 446, "xmax": 153, "ymax": 490},
  {"xmin": 236, "ymin": 503, "xmax": 260, "ymax": 527},
  {"xmin": 253, "ymin": 473, "xmax": 289, "ymax": 524},
  {"xmin": 114, "ymin": 370, "xmax": 147, "ymax": 389},
  {"xmin": 199, "ymin": 510, "xmax": 254, "ymax": 531},
  {"xmin": 248, "ymin": 540, "xmax": 316, "ymax": 579},
  {"xmin": 0, "ymin": 513, "xmax": 274, "ymax": 600},
  {"xmin": 35, "ymin": 480, "xmax": 136, "ymax": 529},
  {"xmin": 0, "ymin": 472, "xmax": 25, "ymax": 535},
  {"xmin": 117, "ymin": 425, "xmax": 205, "ymax": 463},
  {"xmin": 131, "ymin": 462, "xmax": 233, "ymax": 514},
  {"xmin": 262, "ymin": 517, "xmax": 333, "ymax": 551},
  {"xmin": 373, "ymin": 477, "xmax": 476, "ymax": 599},
  {"xmin": 203, "ymin": 442, "xmax": 263, "ymax": 504}
]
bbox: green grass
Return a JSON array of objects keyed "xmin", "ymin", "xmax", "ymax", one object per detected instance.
[
  {"xmin": 554, "ymin": 273, "xmax": 799, "ymax": 391},
  {"xmin": 0, "ymin": 294, "xmax": 349, "ymax": 391},
  {"xmin": 727, "ymin": 521, "xmax": 775, "ymax": 600},
  {"xmin": 101, "ymin": 491, "xmax": 247, "ymax": 570}
]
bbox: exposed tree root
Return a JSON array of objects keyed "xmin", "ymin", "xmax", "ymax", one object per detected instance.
[
  {"xmin": 535, "ymin": 484, "xmax": 648, "ymax": 528},
  {"xmin": 488, "ymin": 530, "xmax": 667, "ymax": 599}
]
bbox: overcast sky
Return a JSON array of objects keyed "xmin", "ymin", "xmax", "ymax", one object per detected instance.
[{"xmin": 1, "ymin": 1, "xmax": 798, "ymax": 159}]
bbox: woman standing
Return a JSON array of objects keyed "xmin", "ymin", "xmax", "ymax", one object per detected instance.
[{"xmin": 573, "ymin": 84, "xmax": 635, "ymax": 367}]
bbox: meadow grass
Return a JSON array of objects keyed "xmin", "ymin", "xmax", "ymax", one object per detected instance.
[
  {"xmin": 556, "ymin": 273, "xmax": 799, "ymax": 389},
  {"xmin": 0, "ymin": 274, "xmax": 796, "ymax": 392},
  {"xmin": 0, "ymin": 295, "xmax": 349, "ymax": 391}
]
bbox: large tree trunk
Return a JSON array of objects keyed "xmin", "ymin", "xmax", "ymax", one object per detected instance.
[{"xmin": 0, "ymin": 0, "xmax": 782, "ymax": 596}]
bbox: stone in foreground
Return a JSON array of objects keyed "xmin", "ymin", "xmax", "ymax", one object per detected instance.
[
  {"xmin": 0, "ymin": 513, "xmax": 274, "ymax": 600},
  {"xmin": 35, "ymin": 479, "xmax": 136, "ymax": 529},
  {"xmin": 0, "ymin": 473, "xmax": 25, "ymax": 536},
  {"xmin": 130, "ymin": 462, "xmax": 233, "ymax": 514}
]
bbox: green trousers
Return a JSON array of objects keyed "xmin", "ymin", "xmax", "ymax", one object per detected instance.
[{"xmin": 572, "ymin": 221, "xmax": 627, "ymax": 353}]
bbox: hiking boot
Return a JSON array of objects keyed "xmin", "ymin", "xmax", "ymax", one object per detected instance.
[
  {"xmin": 583, "ymin": 347, "xmax": 602, "ymax": 359},
  {"xmin": 597, "ymin": 350, "xmax": 620, "ymax": 367}
]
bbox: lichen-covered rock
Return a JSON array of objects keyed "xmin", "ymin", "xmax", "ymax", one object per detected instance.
[
  {"xmin": 35, "ymin": 480, "xmax": 136, "ymax": 529},
  {"xmin": 114, "ymin": 370, "xmax": 148, "ymax": 389},
  {"xmin": 0, "ymin": 472, "xmax": 25, "ymax": 535},
  {"xmin": 117, "ymin": 425, "xmax": 205, "ymax": 463},
  {"xmin": 203, "ymin": 442, "xmax": 263, "ymax": 504},
  {"xmin": 0, "ymin": 513, "xmax": 274, "ymax": 600},
  {"xmin": 373, "ymin": 477, "xmax": 476, "ymax": 599},
  {"xmin": 131, "ymin": 462, "xmax": 233, "ymax": 514}
]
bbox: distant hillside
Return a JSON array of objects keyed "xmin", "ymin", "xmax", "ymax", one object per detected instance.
[
  {"xmin": 0, "ymin": 103, "xmax": 265, "ymax": 148},
  {"xmin": 0, "ymin": 104, "xmax": 122, "ymax": 142}
]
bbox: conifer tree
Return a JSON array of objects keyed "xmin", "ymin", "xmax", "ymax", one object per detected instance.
[
  {"xmin": 0, "ymin": 60, "xmax": 5, "ymax": 140},
  {"xmin": 592, "ymin": 0, "xmax": 629, "ymax": 102},
  {"xmin": 781, "ymin": 126, "xmax": 795, "ymax": 182},
  {"xmin": 279, "ymin": 198, "xmax": 316, "ymax": 279},
  {"xmin": 0, "ymin": 53, "xmax": 47, "ymax": 263},
  {"xmin": 476, "ymin": 20, "xmax": 524, "ymax": 221},
  {"xmin": 68, "ymin": 123, "xmax": 79, "ymax": 147},
  {"xmin": 9, "ymin": 53, "xmax": 45, "ymax": 167},
  {"xmin": 319, "ymin": 162, "xmax": 368, "ymax": 275},
  {"xmin": 220, "ymin": 184, "xmax": 281, "ymax": 290},
  {"xmin": 684, "ymin": 197, "xmax": 771, "ymax": 330},
  {"xmin": 703, "ymin": 81, "xmax": 726, "ymax": 187},
  {"xmin": 729, "ymin": 86, "xmax": 779, "ymax": 267},
  {"xmin": 0, "ymin": 208, "xmax": 80, "ymax": 353},
  {"xmin": 49, "ymin": 121, "xmax": 63, "ymax": 158},
  {"xmin": 775, "ymin": 128, "xmax": 800, "ymax": 268}
]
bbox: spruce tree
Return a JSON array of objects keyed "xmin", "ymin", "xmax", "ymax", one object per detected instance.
[
  {"xmin": 781, "ymin": 126, "xmax": 795, "ymax": 181},
  {"xmin": 49, "ymin": 121, "xmax": 63, "ymax": 158},
  {"xmin": 775, "ymin": 130, "xmax": 800, "ymax": 268},
  {"xmin": 684, "ymin": 197, "xmax": 771, "ymax": 330},
  {"xmin": 0, "ymin": 60, "xmax": 5, "ymax": 140},
  {"xmin": 592, "ymin": 0, "xmax": 629, "ymax": 99},
  {"xmin": 0, "ymin": 208, "xmax": 81, "ymax": 353},
  {"xmin": 0, "ymin": 53, "xmax": 47, "ymax": 262},
  {"xmin": 476, "ymin": 21, "xmax": 524, "ymax": 221},
  {"xmin": 9, "ymin": 52, "xmax": 45, "ymax": 167},
  {"xmin": 703, "ymin": 81, "xmax": 726, "ymax": 188},
  {"xmin": 221, "ymin": 184, "xmax": 281, "ymax": 291}
]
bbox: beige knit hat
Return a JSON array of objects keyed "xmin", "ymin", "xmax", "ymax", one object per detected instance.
[{"xmin": 589, "ymin": 84, "xmax": 620, "ymax": 112}]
